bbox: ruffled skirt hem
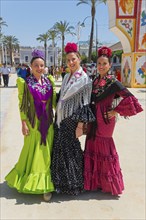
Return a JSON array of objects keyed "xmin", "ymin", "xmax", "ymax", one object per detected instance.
[
  {"xmin": 5, "ymin": 168, "xmax": 54, "ymax": 194},
  {"xmin": 84, "ymin": 136, "xmax": 124, "ymax": 196}
]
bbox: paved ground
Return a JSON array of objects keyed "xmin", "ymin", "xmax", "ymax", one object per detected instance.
[{"xmin": 0, "ymin": 73, "xmax": 145, "ymax": 220}]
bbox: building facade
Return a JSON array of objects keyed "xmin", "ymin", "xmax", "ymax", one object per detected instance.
[{"xmin": 0, "ymin": 45, "xmax": 60, "ymax": 67}]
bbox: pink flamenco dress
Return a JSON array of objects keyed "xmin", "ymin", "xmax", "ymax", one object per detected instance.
[
  {"xmin": 5, "ymin": 74, "xmax": 56, "ymax": 194},
  {"xmin": 84, "ymin": 74, "xmax": 143, "ymax": 196}
]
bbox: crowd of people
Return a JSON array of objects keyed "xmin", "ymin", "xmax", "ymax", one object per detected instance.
[{"xmin": 4, "ymin": 43, "xmax": 143, "ymax": 202}]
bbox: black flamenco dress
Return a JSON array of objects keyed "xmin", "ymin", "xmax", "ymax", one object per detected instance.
[{"xmin": 51, "ymin": 68, "xmax": 95, "ymax": 195}]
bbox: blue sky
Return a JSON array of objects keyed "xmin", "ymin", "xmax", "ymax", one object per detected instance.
[{"xmin": 1, "ymin": 0, "xmax": 119, "ymax": 47}]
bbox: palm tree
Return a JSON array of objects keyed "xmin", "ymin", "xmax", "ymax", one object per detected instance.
[
  {"xmin": 0, "ymin": 17, "xmax": 8, "ymax": 64},
  {"xmin": 3, "ymin": 35, "xmax": 19, "ymax": 66},
  {"xmin": 77, "ymin": 0, "xmax": 107, "ymax": 62},
  {"xmin": 0, "ymin": 17, "xmax": 8, "ymax": 35},
  {"xmin": 47, "ymin": 29, "xmax": 59, "ymax": 67},
  {"xmin": 36, "ymin": 32, "xmax": 50, "ymax": 66},
  {"xmin": 53, "ymin": 21, "xmax": 75, "ymax": 65}
]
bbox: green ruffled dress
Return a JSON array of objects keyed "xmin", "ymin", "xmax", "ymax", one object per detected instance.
[{"xmin": 5, "ymin": 75, "xmax": 56, "ymax": 194}]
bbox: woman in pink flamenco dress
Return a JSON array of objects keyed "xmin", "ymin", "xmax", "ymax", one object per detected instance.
[{"xmin": 84, "ymin": 46, "xmax": 143, "ymax": 196}]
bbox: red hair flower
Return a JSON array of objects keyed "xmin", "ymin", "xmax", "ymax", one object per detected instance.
[
  {"xmin": 98, "ymin": 46, "xmax": 112, "ymax": 58},
  {"xmin": 64, "ymin": 42, "xmax": 78, "ymax": 53}
]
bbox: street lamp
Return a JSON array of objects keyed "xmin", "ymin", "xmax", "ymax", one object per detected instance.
[{"xmin": 80, "ymin": 16, "xmax": 98, "ymax": 59}]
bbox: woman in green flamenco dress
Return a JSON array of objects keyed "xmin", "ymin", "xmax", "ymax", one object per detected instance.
[{"xmin": 5, "ymin": 49, "xmax": 56, "ymax": 202}]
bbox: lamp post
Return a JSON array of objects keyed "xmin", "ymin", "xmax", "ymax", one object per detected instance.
[{"xmin": 80, "ymin": 16, "xmax": 98, "ymax": 59}]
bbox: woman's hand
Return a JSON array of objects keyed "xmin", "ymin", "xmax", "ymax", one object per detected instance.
[
  {"xmin": 75, "ymin": 122, "xmax": 84, "ymax": 138},
  {"xmin": 75, "ymin": 127, "xmax": 83, "ymax": 138},
  {"xmin": 104, "ymin": 110, "xmax": 117, "ymax": 119},
  {"xmin": 22, "ymin": 120, "xmax": 29, "ymax": 136}
]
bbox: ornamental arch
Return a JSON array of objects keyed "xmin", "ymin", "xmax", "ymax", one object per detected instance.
[{"xmin": 107, "ymin": 0, "xmax": 146, "ymax": 88}]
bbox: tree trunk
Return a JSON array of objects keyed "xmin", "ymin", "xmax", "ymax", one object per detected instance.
[
  {"xmin": 61, "ymin": 35, "xmax": 65, "ymax": 66},
  {"xmin": 88, "ymin": 17, "xmax": 95, "ymax": 63},
  {"xmin": 44, "ymin": 42, "xmax": 47, "ymax": 67}
]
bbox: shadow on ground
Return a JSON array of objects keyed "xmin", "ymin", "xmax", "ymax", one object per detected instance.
[
  {"xmin": 0, "ymin": 86, "xmax": 17, "ymax": 89},
  {"xmin": 0, "ymin": 181, "xmax": 120, "ymax": 205},
  {"xmin": 137, "ymin": 89, "xmax": 146, "ymax": 93}
]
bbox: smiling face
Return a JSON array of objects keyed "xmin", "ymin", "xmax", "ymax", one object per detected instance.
[
  {"xmin": 66, "ymin": 52, "xmax": 81, "ymax": 74},
  {"xmin": 97, "ymin": 56, "xmax": 112, "ymax": 77},
  {"xmin": 31, "ymin": 58, "xmax": 45, "ymax": 78}
]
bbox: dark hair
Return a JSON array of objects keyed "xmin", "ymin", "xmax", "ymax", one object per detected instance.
[
  {"xmin": 97, "ymin": 54, "xmax": 112, "ymax": 64},
  {"xmin": 30, "ymin": 57, "xmax": 44, "ymax": 64}
]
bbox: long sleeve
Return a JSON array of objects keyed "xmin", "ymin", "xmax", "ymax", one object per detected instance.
[
  {"xmin": 114, "ymin": 88, "xmax": 143, "ymax": 116},
  {"xmin": 47, "ymin": 74, "xmax": 56, "ymax": 109},
  {"xmin": 17, "ymin": 77, "xmax": 27, "ymax": 120}
]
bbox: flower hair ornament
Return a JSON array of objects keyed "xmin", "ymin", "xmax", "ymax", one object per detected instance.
[
  {"xmin": 32, "ymin": 49, "xmax": 45, "ymax": 60},
  {"xmin": 64, "ymin": 42, "xmax": 78, "ymax": 54},
  {"xmin": 98, "ymin": 46, "xmax": 112, "ymax": 58}
]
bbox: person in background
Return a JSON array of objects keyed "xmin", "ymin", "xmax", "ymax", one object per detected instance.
[
  {"xmin": 84, "ymin": 46, "xmax": 143, "ymax": 196},
  {"xmin": 61, "ymin": 65, "xmax": 66, "ymax": 80},
  {"xmin": 0, "ymin": 63, "xmax": 11, "ymax": 87},
  {"xmin": 82, "ymin": 64, "xmax": 87, "ymax": 73},
  {"xmin": 17, "ymin": 63, "xmax": 28, "ymax": 80},
  {"xmin": 5, "ymin": 49, "xmax": 56, "ymax": 202},
  {"xmin": 54, "ymin": 66, "xmax": 60, "ymax": 81},
  {"xmin": 91, "ymin": 63, "xmax": 97, "ymax": 80},
  {"xmin": 0, "ymin": 64, "xmax": 2, "ymax": 85},
  {"xmin": 16, "ymin": 64, "xmax": 22, "ymax": 77},
  {"xmin": 50, "ymin": 66, "xmax": 54, "ymax": 77},
  {"xmin": 51, "ymin": 42, "xmax": 95, "ymax": 195},
  {"xmin": 115, "ymin": 68, "xmax": 121, "ymax": 82}
]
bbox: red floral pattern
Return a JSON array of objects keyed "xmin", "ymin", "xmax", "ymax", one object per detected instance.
[{"xmin": 92, "ymin": 74, "xmax": 116, "ymax": 97}]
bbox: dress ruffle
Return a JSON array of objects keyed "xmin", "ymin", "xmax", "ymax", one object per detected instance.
[
  {"xmin": 114, "ymin": 96, "xmax": 143, "ymax": 116},
  {"xmin": 5, "ymin": 126, "xmax": 55, "ymax": 194},
  {"xmin": 5, "ymin": 168, "xmax": 54, "ymax": 194},
  {"xmin": 71, "ymin": 105, "xmax": 96, "ymax": 122},
  {"xmin": 84, "ymin": 136, "xmax": 124, "ymax": 195}
]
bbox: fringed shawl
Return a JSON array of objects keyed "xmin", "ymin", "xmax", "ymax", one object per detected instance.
[
  {"xmin": 56, "ymin": 67, "xmax": 92, "ymax": 127},
  {"xmin": 20, "ymin": 75, "xmax": 53, "ymax": 145}
]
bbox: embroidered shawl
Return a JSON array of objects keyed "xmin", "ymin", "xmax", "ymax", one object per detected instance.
[
  {"xmin": 20, "ymin": 74, "xmax": 53, "ymax": 145},
  {"xmin": 56, "ymin": 67, "xmax": 92, "ymax": 127},
  {"xmin": 91, "ymin": 74, "xmax": 131, "ymax": 104},
  {"xmin": 88, "ymin": 73, "xmax": 138, "ymax": 139}
]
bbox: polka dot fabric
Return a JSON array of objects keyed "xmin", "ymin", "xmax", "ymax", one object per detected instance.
[
  {"xmin": 51, "ymin": 117, "xmax": 84, "ymax": 195},
  {"xmin": 51, "ymin": 105, "xmax": 95, "ymax": 195}
]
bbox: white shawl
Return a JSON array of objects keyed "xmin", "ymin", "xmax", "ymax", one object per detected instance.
[{"xmin": 56, "ymin": 67, "xmax": 92, "ymax": 127}]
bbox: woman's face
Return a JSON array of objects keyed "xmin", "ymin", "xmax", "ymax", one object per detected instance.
[
  {"xmin": 97, "ymin": 56, "xmax": 111, "ymax": 77},
  {"xmin": 66, "ymin": 52, "xmax": 80, "ymax": 73},
  {"xmin": 31, "ymin": 58, "xmax": 45, "ymax": 77}
]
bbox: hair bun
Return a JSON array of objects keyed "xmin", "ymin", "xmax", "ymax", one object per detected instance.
[
  {"xmin": 98, "ymin": 46, "xmax": 112, "ymax": 57},
  {"xmin": 64, "ymin": 42, "xmax": 78, "ymax": 53},
  {"xmin": 32, "ymin": 49, "xmax": 45, "ymax": 59}
]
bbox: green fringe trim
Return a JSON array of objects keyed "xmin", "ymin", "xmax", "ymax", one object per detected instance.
[{"xmin": 20, "ymin": 83, "xmax": 36, "ymax": 128}]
